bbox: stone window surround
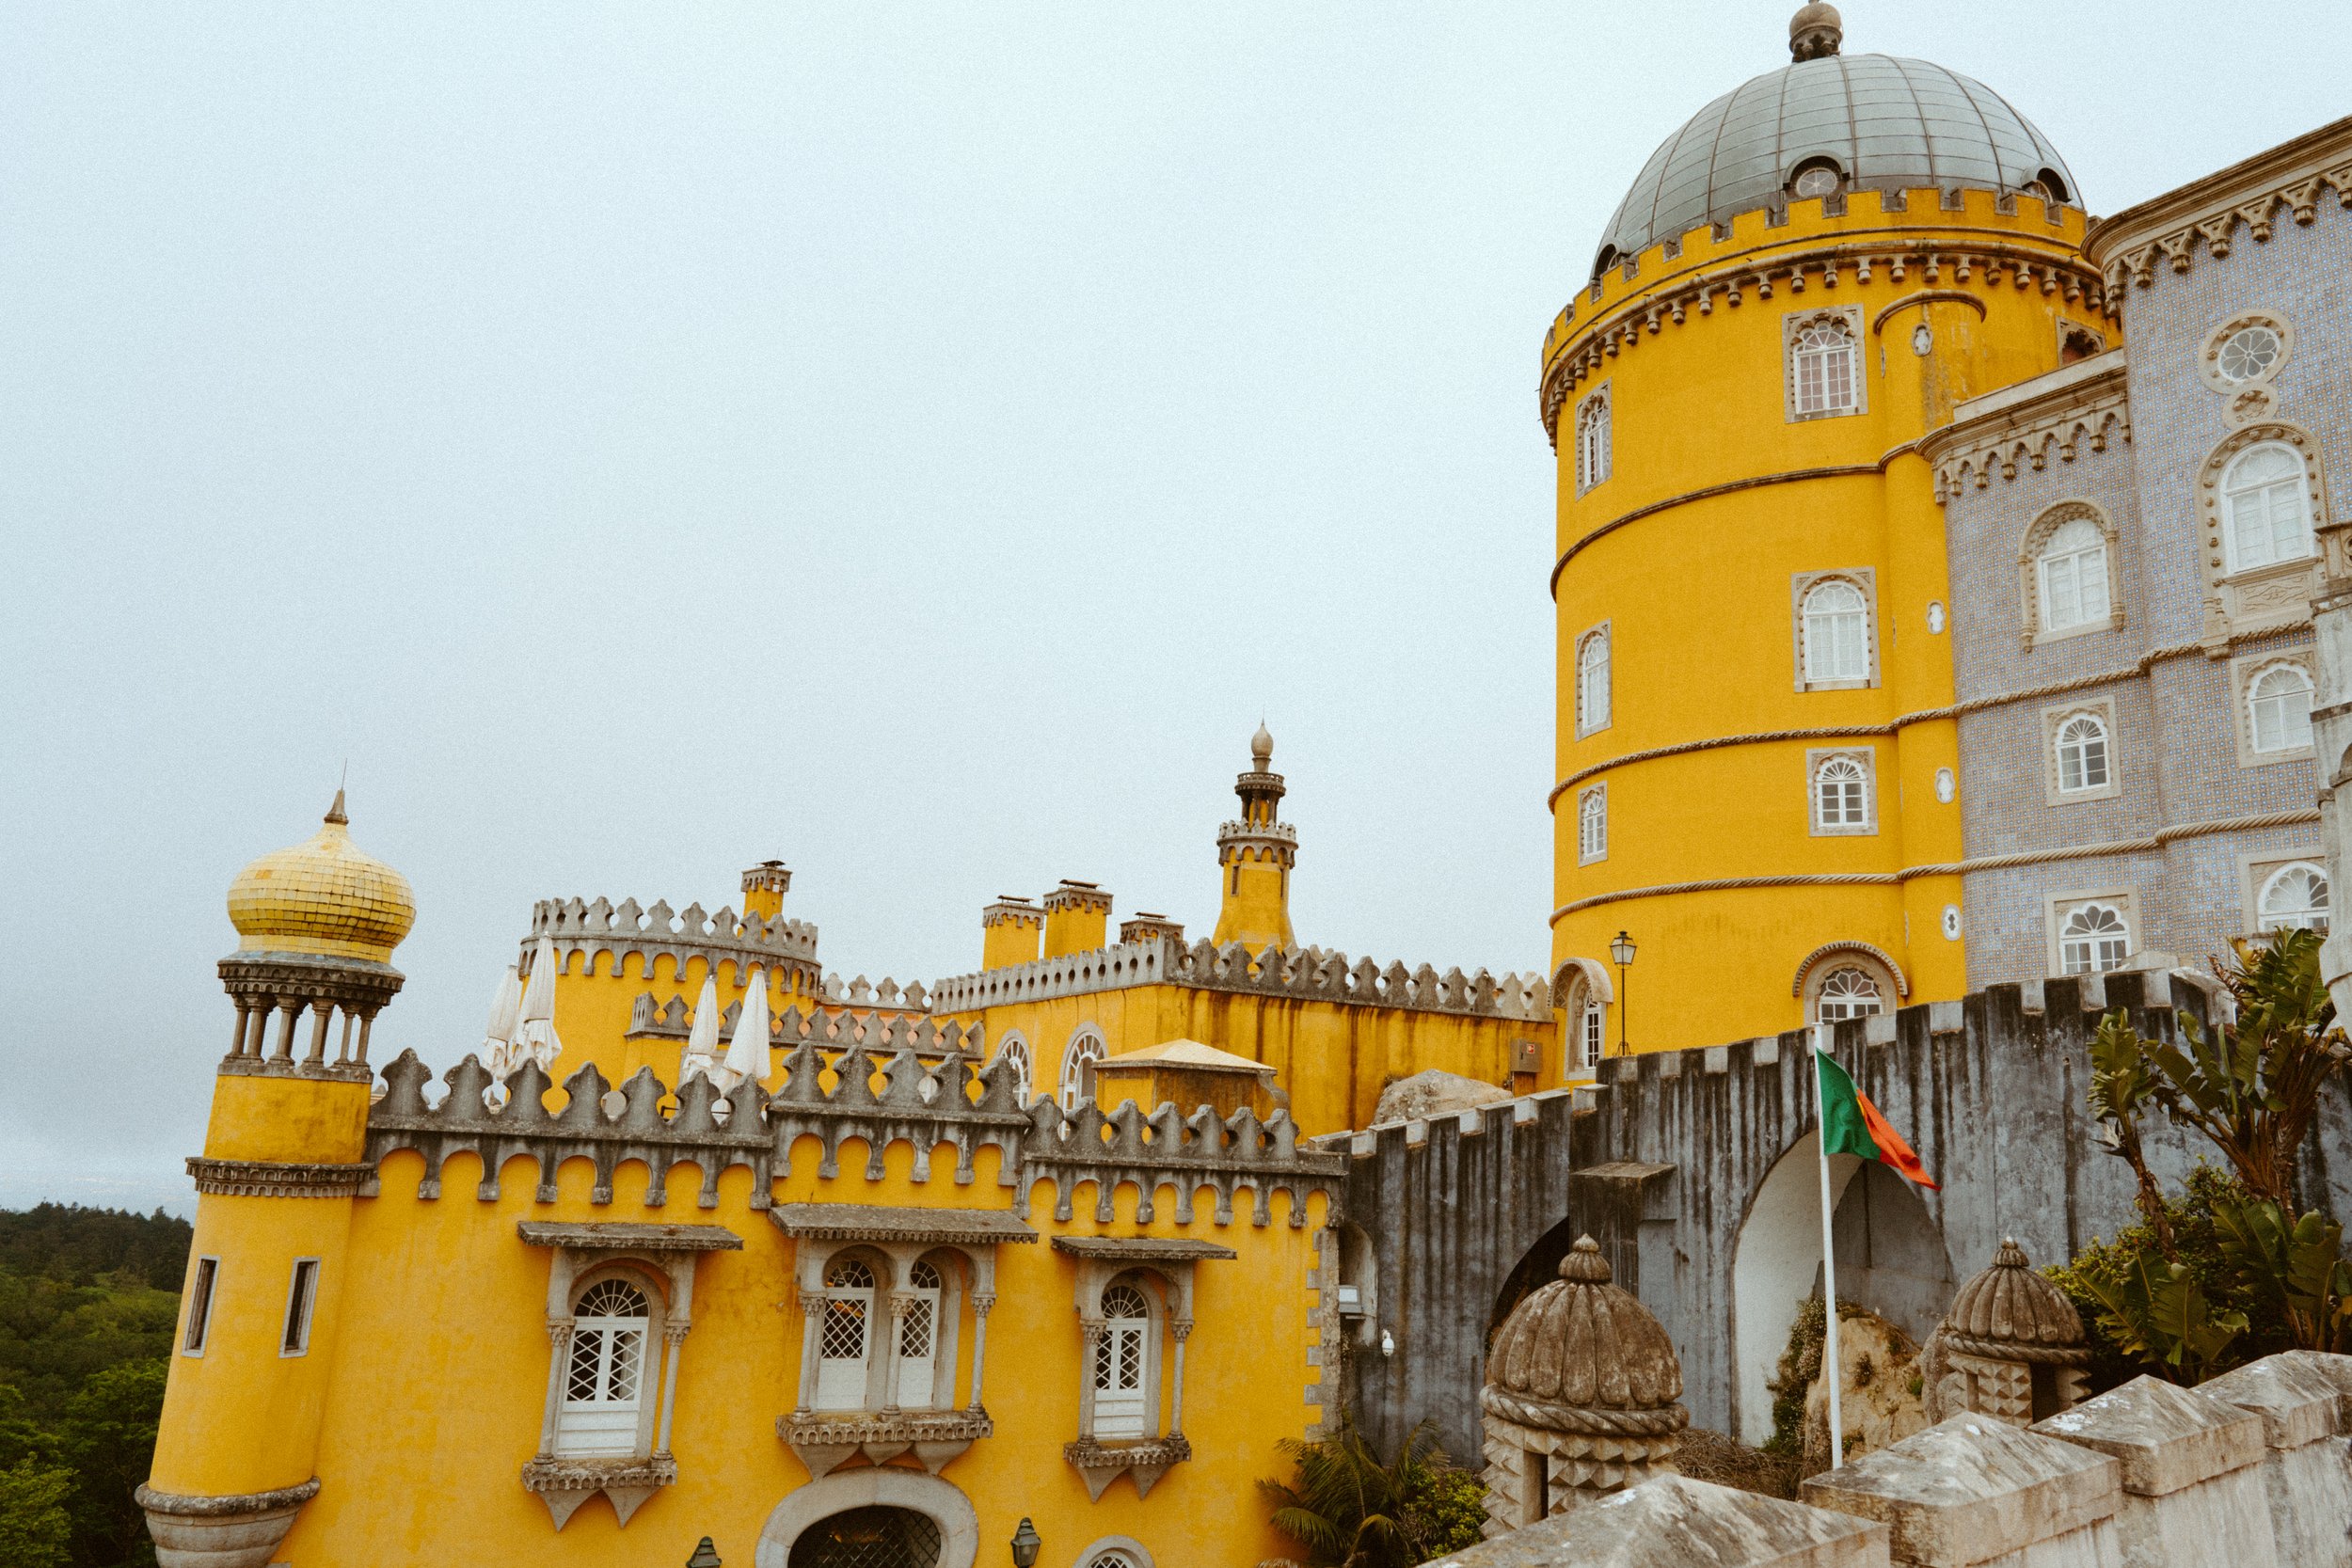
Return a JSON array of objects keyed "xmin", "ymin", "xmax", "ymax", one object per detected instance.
[
  {"xmin": 809, "ymin": 1243, "xmax": 965, "ymax": 1416},
  {"xmin": 1806, "ymin": 746, "xmax": 1878, "ymax": 836},
  {"xmin": 1791, "ymin": 569, "xmax": 1880, "ymax": 691},
  {"xmin": 1056, "ymin": 1235, "xmax": 1235, "ymax": 1500},
  {"xmin": 2016, "ymin": 499, "xmax": 2124, "ymax": 650},
  {"xmin": 2197, "ymin": 423, "xmax": 2328, "ymax": 646},
  {"xmin": 1577, "ymin": 782, "xmax": 1608, "ymax": 866},
  {"xmin": 2044, "ymin": 889, "xmax": 2137, "ymax": 977},
  {"xmin": 1551, "ymin": 959, "xmax": 1615, "ymax": 1077},
  {"xmin": 1792, "ymin": 941, "xmax": 1907, "ymax": 1021},
  {"xmin": 1783, "ymin": 306, "xmax": 1868, "ymax": 422},
  {"xmin": 1574, "ymin": 381, "xmax": 1612, "ymax": 496},
  {"xmin": 518, "ymin": 1221, "xmax": 742, "ymax": 1529},
  {"xmin": 2238, "ymin": 850, "xmax": 2328, "ymax": 939},
  {"xmin": 1575, "ymin": 621, "xmax": 1613, "ymax": 736},
  {"xmin": 2230, "ymin": 649, "xmax": 2318, "ymax": 768},
  {"xmin": 1059, "ymin": 1024, "xmax": 1108, "ymax": 1112},
  {"xmin": 1074, "ymin": 1535, "xmax": 1156, "ymax": 1568},
  {"xmin": 2042, "ymin": 697, "xmax": 2122, "ymax": 805},
  {"xmin": 2198, "ymin": 309, "xmax": 2295, "ymax": 394}
]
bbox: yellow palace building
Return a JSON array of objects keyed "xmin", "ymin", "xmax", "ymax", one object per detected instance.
[{"xmin": 1546, "ymin": 4, "xmax": 2116, "ymax": 1051}]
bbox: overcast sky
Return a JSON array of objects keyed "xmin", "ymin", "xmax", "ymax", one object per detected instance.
[{"xmin": 3, "ymin": 2, "xmax": 2343, "ymax": 1214}]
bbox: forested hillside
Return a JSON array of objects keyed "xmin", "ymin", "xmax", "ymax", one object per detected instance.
[{"xmin": 0, "ymin": 1205, "xmax": 189, "ymax": 1568}]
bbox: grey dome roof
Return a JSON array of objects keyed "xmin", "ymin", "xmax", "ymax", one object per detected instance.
[{"xmin": 1592, "ymin": 54, "xmax": 2077, "ymax": 277}]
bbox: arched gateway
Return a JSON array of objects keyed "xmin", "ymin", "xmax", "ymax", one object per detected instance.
[{"xmin": 756, "ymin": 1470, "xmax": 978, "ymax": 1568}]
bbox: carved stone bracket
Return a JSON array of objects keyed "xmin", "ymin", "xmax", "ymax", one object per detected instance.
[
  {"xmin": 186, "ymin": 1158, "xmax": 373, "ymax": 1199},
  {"xmin": 519, "ymin": 1454, "xmax": 675, "ymax": 1529},
  {"xmin": 777, "ymin": 1410, "xmax": 993, "ymax": 1480},
  {"xmin": 135, "ymin": 1477, "xmax": 321, "ymax": 1567},
  {"xmin": 1063, "ymin": 1434, "xmax": 1191, "ymax": 1501}
]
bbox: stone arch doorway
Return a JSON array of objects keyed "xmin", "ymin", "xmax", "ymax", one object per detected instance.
[
  {"xmin": 755, "ymin": 1469, "xmax": 978, "ymax": 1568},
  {"xmin": 1728, "ymin": 1132, "xmax": 1951, "ymax": 1445},
  {"xmin": 1487, "ymin": 1214, "xmax": 1588, "ymax": 1346}
]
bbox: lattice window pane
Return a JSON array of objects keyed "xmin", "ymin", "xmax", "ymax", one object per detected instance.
[
  {"xmin": 605, "ymin": 1326, "xmax": 643, "ymax": 1402},
  {"xmin": 576, "ymin": 1279, "xmax": 648, "ymax": 1317},
  {"xmin": 899, "ymin": 1299, "xmax": 934, "ymax": 1360},
  {"xmin": 1117, "ymin": 1329, "xmax": 1143, "ymax": 1391},
  {"xmin": 1089, "ymin": 1555, "xmax": 1140, "ymax": 1568},
  {"xmin": 1093, "ymin": 1329, "xmax": 1116, "ymax": 1390},
  {"xmin": 566, "ymin": 1329, "xmax": 603, "ymax": 1402},
  {"xmin": 822, "ymin": 1299, "xmax": 869, "ymax": 1362},
  {"xmin": 787, "ymin": 1505, "xmax": 944, "ymax": 1568}
]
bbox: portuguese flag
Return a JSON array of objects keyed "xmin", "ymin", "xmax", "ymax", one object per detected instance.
[{"xmin": 1815, "ymin": 1051, "xmax": 1937, "ymax": 1189}]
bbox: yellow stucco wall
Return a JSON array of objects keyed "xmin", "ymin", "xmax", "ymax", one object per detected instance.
[{"xmin": 1548, "ymin": 187, "xmax": 2107, "ymax": 1047}]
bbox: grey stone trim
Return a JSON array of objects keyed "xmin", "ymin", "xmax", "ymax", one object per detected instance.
[
  {"xmin": 527, "ymin": 895, "xmax": 819, "ymax": 988},
  {"xmin": 215, "ymin": 1055, "xmax": 373, "ymax": 1083},
  {"xmin": 771, "ymin": 1204, "xmax": 1038, "ymax": 1244},
  {"xmin": 518, "ymin": 1454, "xmax": 675, "ymax": 1530},
  {"xmin": 626, "ymin": 983, "xmax": 936, "ymax": 1044},
  {"xmin": 1050, "ymin": 1237, "xmax": 1238, "ymax": 1261},
  {"xmin": 185, "ymin": 1158, "xmax": 372, "ymax": 1197},
  {"xmin": 930, "ymin": 935, "xmax": 1551, "ymax": 1023},
  {"xmin": 777, "ymin": 1410, "xmax": 993, "ymax": 1479},
  {"xmin": 2086, "ymin": 117, "xmax": 2352, "ymax": 298},
  {"xmin": 516, "ymin": 1221, "xmax": 742, "ymax": 1252},
  {"xmin": 134, "ymin": 1478, "xmax": 321, "ymax": 1516},
  {"xmin": 1063, "ymin": 1434, "xmax": 1191, "ymax": 1501}
]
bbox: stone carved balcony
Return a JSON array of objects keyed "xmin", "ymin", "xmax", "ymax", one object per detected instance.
[
  {"xmin": 778, "ymin": 1409, "xmax": 993, "ymax": 1480},
  {"xmin": 1063, "ymin": 1433, "xmax": 1191, "ymax": 1500},
  {"xmin": 518, "ymin": 1453, "xmax": 675, "ymax": 1528}
]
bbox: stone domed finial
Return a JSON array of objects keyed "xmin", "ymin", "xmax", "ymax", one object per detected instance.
[
  {"xmin": 1918, "ymin": 1236, "xmax": 2091, "ymax": 1427},
  {"xmin": 1789, "ymin": 2, "xmax": 1842, "ymax": 60},
  {"xmin": 1559, "ymin": 1234, "xmax": 1613, "ymax": 1283},
  {"xmin": 325, "ymin": 786, "xmax": 348, "ymax": 826},
  {"xmin": 1250, "ymin": 722, "xmax": 1274, "ymax": 767}
]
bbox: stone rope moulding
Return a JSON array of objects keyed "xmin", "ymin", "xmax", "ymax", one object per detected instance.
[{"xmin": 360, "ymin": 1036, "xmax": 1344, "ymax": 1226}]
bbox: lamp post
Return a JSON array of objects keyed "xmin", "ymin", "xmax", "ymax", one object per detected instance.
[
  {"xmin": 1609, "ymin": 929, "xmax": 1636, "ymax": 1055},
  {"xmin": 1010, "ymin": 1518, "xmax": 1041, "ymax": 1568}
]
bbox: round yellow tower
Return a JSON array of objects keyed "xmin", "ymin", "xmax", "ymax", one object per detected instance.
[
  {"xmin": 142, "ymin": 793, "xmax": 413, "ymax": 1566},
  {"xmin": 1546, "ymin": 7, "xmax": 2112, "ymax": 1052}
]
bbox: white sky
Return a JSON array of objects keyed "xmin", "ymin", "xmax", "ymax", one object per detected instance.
[{"xmin": 3, "ymin": 2, "xmax": 2343, "ymax": 1214}]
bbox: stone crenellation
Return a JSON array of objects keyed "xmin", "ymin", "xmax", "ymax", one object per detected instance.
[
  {"xmin": 360, "ymin": 1035, "xmax": 1343, "ymax": 1227},
  {"xmin": 526, "ymin": 896, "xmax": 822, "ymax": 985},
  {"xmin": 928, "ymin": 934, "xmax": 1551, "ymax": 1021},
  {"xmin": 624, "ymin": 978, "xmax": 933, "ymax": 1039}
]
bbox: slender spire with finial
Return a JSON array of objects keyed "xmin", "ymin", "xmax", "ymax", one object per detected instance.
[
  {"xmin": 1789, "ymin": 2, "xmax": 1842, "ymax": 60},
  {"xmin": 325, "ymin": 787, "xmax": 349, "ymax": 826}
]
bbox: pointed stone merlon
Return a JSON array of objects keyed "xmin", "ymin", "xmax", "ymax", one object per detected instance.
[
  {"xmin": 2026, "ymin": 1373, "xmax": 2276, "ymax": 1568},
  {"xmin": 1801, "ymin": 1413, "xmax": 2122, "ymax": 1567},
  {"xmin": 1419, "ymin": 1473, "xmax": 1887, "ymax": 1567},
  {"xmin": 2197, "ymin": 1353, "xmax": 2352, "ymax": 1568}
]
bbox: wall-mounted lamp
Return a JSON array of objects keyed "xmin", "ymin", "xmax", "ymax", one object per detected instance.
[
  {"xmin": 1010, "ymin": 1517, "xmax": 1041, "ymax": 1568},
  {"xmin": 1379, "ymin": 1328, "xmax": 1395, "ymax": 1358}
]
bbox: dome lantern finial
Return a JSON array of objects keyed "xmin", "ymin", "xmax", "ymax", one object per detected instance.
[
  {"xmin": 325, "ymin": 786, "xmax": 348, "ymax": 826},
  {"xmin": 1250, "ymin": 721, "xmax": 1274, "ymax": 767},
  {"xmin": 1789, "ymin": 2, "xmax": 1842, "ymax": 61}
]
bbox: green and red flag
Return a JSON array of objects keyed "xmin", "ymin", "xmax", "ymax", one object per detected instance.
[{"xmin": 1815, "ymin": 1051, "xmax": 1936, "ymax": 1189}]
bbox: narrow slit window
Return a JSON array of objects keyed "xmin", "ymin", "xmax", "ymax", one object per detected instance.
[
  {"xmin": 281, "ymin": 1258, "xmax": 320, "ymax": 1356},
  {"xmin": 183, "ymin": 1257, "xmax": 219, "ymax": 1355}
]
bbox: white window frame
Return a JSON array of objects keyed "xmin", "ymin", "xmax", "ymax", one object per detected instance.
[
  {"xmin": 1580, "ymin": 999, "xmax": 1605, "ymax": 1069},
  {"xmin": 895, "ymin": 1259, "xmax": 945, "ymax": 1410},
  {"xmin": 2038, "ymin": 518, "xmax": 2112, "ymax": 633},
  {"xmin": 1785, "ymin": 309, "xmax": 1866, "ymax": 421},
  {"xmin": 1807, "ymin": 748, "xmax": 1877, "ymax": 836},
  {"xmin": 2048, "ymin": 893, "xmax": 2135, "ymax": 977},
  {"xmin": 1813, "ymin": 967, "xmax": 1884, "ymax": 1022},
  {"xmin": 1575, "ymin": 623, "xmax": 1613, "ymax": 736},
  {"xmin": 1091, "ymin": 1278, "xmax": 1155, "ymax": 1442},
  {"xmin": 1577, "ymin": 783, "xmax": 1608, "ymax": 864},
  {"xmin": 2220, "ymin": 442, "xmax": 2317, "ymax": 575},
  {"xmin": 182, "ymin": 1256, "xmax": 219, "ymax": 1357},
  {"xmin": 1792, "ymin": 571, "xmax": 1877, "ymax": 691},
  {"xmin": 2018, "ymin": 502, "xmax": 2121, "ymax": 649},
  {"xmin": 279, "ymin": 1257, "xmax": 320, "ymax": 1357},
  {"xmin": 2042, "ymin": 700, "xmax": 2120, "ymax": 804},
  {"xmin": 554, "ymin": 1273, "xmax": 659, "ymax": 1458},
  {"xmin": 2238, "ymin": 657, "xmax": 2316, "ymax": 762},
  {"xmin": 2199, "ymin": 311, "xmax": 2294, "ymax": 392},
  {"xmin": 814, "ymin": 1254, "xmax": 880, "ymax": 1412},
  {"xmin": 1059, "ymin": 1026, "xmax": 1106, "ymax": 1112},
  {"xmin": 2253, "ymin": 860, "xmax": 2330, "ymax": 936},
  {"xmin": 1574, "ymin": 383, "xmax": 1612, "ymax": 495},
  {"xmin": 993, "ymin": 1031, "xmax": 1034, "ymax": 1105}
]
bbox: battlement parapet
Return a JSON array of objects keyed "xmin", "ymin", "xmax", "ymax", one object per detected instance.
[
  {"xmin": 627, "ymin": 992, "xmax": 946, "ymax": 1044},
  {"xmin": 361, "ymin": 1031, "xmax": 1342, "ymax": 1227},
  {"xmin": 928, "ymin": 935, "xmax": 1551, "ymax": 1022},
  {"xmin": 526, "ymin": 896, "xmax": 821, "ymax": 985}
]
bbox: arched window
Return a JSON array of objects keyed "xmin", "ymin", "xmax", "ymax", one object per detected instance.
[
  {"xmin": 2054, "ymin": 713, "xmax": 2110, "ymax": 794},
  {"xmin": 2248, "ymin": 662, "xmax": 2315, "ymax": 753},
  {"xmin": 896, "ymin": 1260, "xmax": 943, "ymax": 1409},
  {"xmin": 1576, "ymin": 387, "xmax": 1611, "ymax": 493},
  {"xmin": 1059, "ymin": 1028, "xmax": 1106, "ymax": 1112},
  {"xmin": 2221, "ymin": 442, "xmax": 2314, "ymax": 573},
  {"xmin": 556, "ymin": 1278, "xmax": 649, "ymax": 1457},
  {"xmin": 1814, "ymin": 968, "xmax": 1882, "ymax": 1022},
  {"xmin": 1811, "ymin": 754, "xmax": 1870, "ymax": 832},
  {"xmin": 1788, "ymin": 158, "xmax": 1844, "ymax": 199},
  {"xmin": 1085, "ymin": 1552, "xmax": 1146, "ymax": 1568},
  {"xmin": 2058, "ymin": 903, "xmax": 2130, "ymax": 975},
  {"xmin": 787, "ymin": 1506, "xmax": 944, "ymax": 1568},
  {"xmin": 1790, "ymin": 317, "xmax": 1858, "ymax": 417},
  {"xmin": 994, "ymin": 1033, "xmax": 1034, "ymax": 1105},
  {"xmin": 2038, "ymin": 517, "xmax": 2111, "ymax": 631},
  {"xmin": 1580, "ymin": 998, "xmax": 1605, "ymax": 1069},
  {"xmin": 1576, "ymin": 627, "xmax": 1611, "ymax": 732},
  {"xmin": 1801, "ymin": 580, "xmax": 1868, "ymax": 684},
  {"xmin": 816, "ymin": 1258, "xmax": 877, "ymax": 1410},
  {"xmin": 2258, "ymin": 863, "xmax": 2330, "ymax": 934},
  {"xmin": 1578, "ymin": 784, "xmax": 1607, "ymax": 863},
  {"xmin": 2217, "ymin": 325, "xmax": 2283, "ymax": 384},
  {"xmin": 1094, "ymin": 1282, "xmax": 1152, "ymax": 1441}
]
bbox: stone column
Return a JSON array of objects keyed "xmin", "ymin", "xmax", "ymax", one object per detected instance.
[
  {"xmin": 654, "ymin": 1323, "xmax": 689, "ymax": 1456},
  {"xmin": 272, "ymin": 998, "xmax": 300, "ymax": 1061},
  {"xmin": 1169, "ymin": 1319, "xmax": 1193, "ymax": 1436},
  {"xmin": 794, "ymin": 1292, "xmax": 823, "ymax": 1415},
  {"xmin": 354, "ymin": 1008, "xmax": 377, "ymax": 1066},
  {"xmin": 1077, "ymin": 1319, "xmax": 1104, "ymax": 1438},
  {"xmin": 2198, "ymin": 1353, "xmax": 2352, "ymax": 1568},
  {"xmin": 337, "ymin": 1009, "xmax": 356, "ymax": 1065},
  {"xmin": 878, "ymin": 1292, "xmax": 911, "ymax": 1414},
  {"xmin": 2029, "ymin": 1374, "xmax": 2275, "ymax": 1568},
  {"xmin": 229, "ymin": 1000, "xmax": 252, "ymax": 1060},
  {"xmin": 967, "ymin": 1293, "xmax": 994, "ymax": 1412},
  {"xmin": 537, "ymin": 1320, "xmax": 575, "ymax": 1456},
  {"xmin": 306, "ymin": 1002, "xmax": 332, "ymax": 1066}
]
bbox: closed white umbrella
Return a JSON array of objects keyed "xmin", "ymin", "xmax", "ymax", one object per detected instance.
[
  {"xmin": 718, "ymin": 965, "xmax": 771, "ymax": 1092},
  {"xmin": 482, "ymin": 964, "xmax": 523, "ymax": 1078},
  {"xmin": 681, "ymin": 973, "xmax": 723, "ymax": 1085},
  {"xmin": 514, "ymin": 937, "xmax": 564, "ymax": 1071}
]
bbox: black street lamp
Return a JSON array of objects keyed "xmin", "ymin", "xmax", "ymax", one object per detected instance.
[
  {"xmin": 1609, "ymin": 930, "xmax": 1636, "ymax": 1055},
  {"xmin": 1010, "ymin": 1518, "xmax": 1042, "ymax": 1568}
]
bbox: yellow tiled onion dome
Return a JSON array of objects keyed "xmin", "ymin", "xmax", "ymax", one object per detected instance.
[{"xmin": 227, "ymin": 791, "xmax": 415, "ymax": 965}]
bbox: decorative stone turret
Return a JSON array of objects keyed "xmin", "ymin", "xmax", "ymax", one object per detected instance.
[
  {"xmin": 740, "ymin": 860, "xmax": 792, "ymax": 920},
  {"xmin": 981, "ymin": 895, "xmax": 1044, "ymax": 972},
  {"xmin": 1918, "ymin": 1239, "xmax": 2090, "ymax": 1426},
  {"xmin": 1118, "ymin": 911, "xmax": 1184, "ymax": 948},
  {"xmin": 1479, "ymin": 1236, "xmax": 1686, "ymax": 1537},
  {"xmin": 1041, "ymin": 879, "xmax": 1112, "ymax": 959},
  {"xmin": 1212, "ymin": 725, "xmax": 1297, "ymax": 953}
]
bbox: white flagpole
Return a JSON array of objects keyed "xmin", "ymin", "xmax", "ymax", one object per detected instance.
[{"xmin": 1811, "ymin": 1021, "xmax": 1844, "ymax": 1469}]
